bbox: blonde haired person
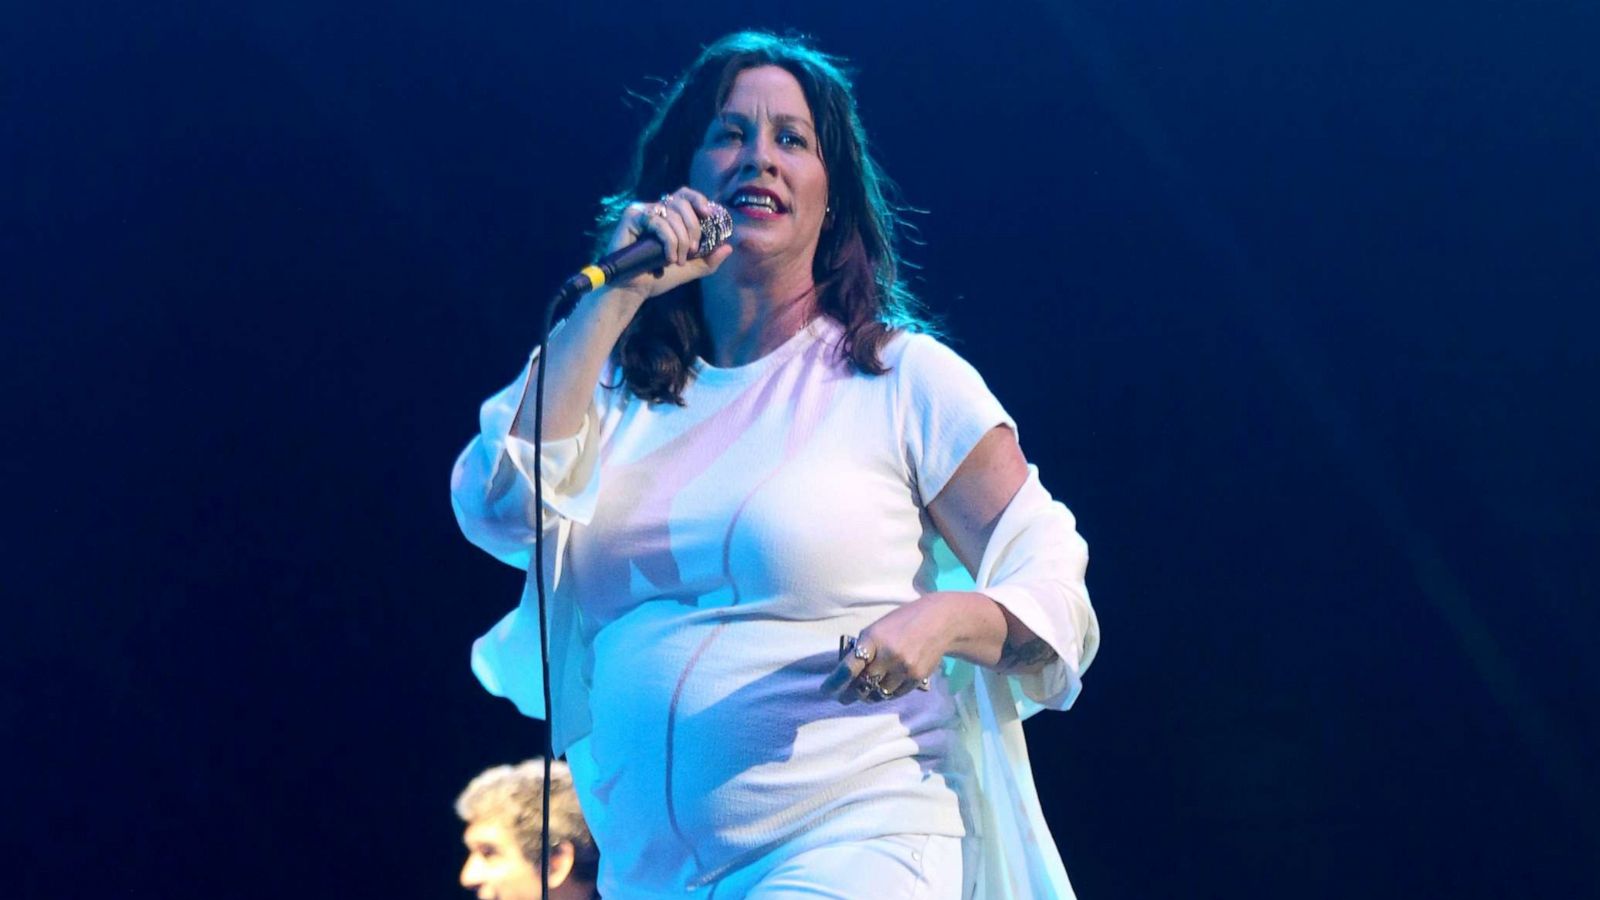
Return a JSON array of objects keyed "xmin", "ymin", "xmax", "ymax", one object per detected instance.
[{"xmin": 456, "ymin": 759, "xmax": 599, "ymax": 900}]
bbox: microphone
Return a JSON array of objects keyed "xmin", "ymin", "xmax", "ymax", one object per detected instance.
[{"xmin": 558, "ymin": 204, "xmax": 734, "ymax": 301}]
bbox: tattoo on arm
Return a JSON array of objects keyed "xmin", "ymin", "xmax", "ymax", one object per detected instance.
[{"xmin": 999, "ymin": 637, "xmax": 1058, "ymax": 673}]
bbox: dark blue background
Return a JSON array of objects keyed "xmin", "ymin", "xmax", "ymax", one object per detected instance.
[{"xmin": 6, "ymin": 1, "xmax": 1597, "ymax": 897}]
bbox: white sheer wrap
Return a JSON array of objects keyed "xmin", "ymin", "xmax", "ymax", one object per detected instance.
[{"xmin": 936, "ymin": 467, "xmax": 1100, "ymax": 900}]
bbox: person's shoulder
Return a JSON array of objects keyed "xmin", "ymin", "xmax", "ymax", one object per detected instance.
[{"xmin": 882, "ymin": 328, "xmax": 981, "ymax": 385}]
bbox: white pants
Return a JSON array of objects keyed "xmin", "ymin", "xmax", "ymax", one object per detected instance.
[{"xmin": 705, "ymin": 834, "xmax": 963, "ymax": 900}]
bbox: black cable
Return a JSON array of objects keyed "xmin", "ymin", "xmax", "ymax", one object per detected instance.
[{"xmin": 532, "ymin": 289, "xmax": 566, "ymax": 900}]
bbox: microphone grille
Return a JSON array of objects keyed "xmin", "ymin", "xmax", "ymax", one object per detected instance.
[{"xmin": 695, "ymin": 204, "xmax": 734, "ymax": 258}]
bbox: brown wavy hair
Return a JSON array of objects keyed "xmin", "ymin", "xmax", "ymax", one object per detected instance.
[{"xmin": 596, "ymin": 31, "xmax": 933, "ymax": 404}]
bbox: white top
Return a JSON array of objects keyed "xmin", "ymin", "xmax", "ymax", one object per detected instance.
[{"xmin": 452, "ymin": 317, "xmax": 1101, "ymax": 898}]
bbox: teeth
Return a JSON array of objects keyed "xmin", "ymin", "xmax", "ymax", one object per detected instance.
[{"xmin": 731, "ymin": 191, "xmax": 779, "ymax": 211}]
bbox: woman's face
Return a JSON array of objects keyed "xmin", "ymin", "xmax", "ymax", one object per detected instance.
[{"xmin": 689, "ymin": 65, "xmax": 829, "ymax": 273}]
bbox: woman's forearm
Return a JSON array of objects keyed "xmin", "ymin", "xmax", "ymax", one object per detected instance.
[
  {"xmin": 508, "ymin": 286, "xmax": 646, "ymax": 442},
  {"xmin": 927, "ymin": 591, "xmax": 1059, "ymax": 675}
]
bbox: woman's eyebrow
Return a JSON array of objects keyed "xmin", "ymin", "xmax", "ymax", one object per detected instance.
[
  {"xmin": 714, "ymin": 110, "xmax": 815, "ymax": 132},
  {"xmin": 771, "ymin": 113, "xmax": 816, "ymax": 132}
]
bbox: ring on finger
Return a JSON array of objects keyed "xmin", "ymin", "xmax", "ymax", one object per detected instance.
[
  {"xmin": 650, "ymin": 203, "xmax": 668, "ymax": 219},
  {"xmin": 862, "ymin": 671, "xmax": 893, "ymax": 701},
  {"xmin": 852, "ymin": 641, "xmax": 873, "ymax": 662}
]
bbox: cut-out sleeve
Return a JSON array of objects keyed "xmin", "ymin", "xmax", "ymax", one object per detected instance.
[
  {"xmin": 449, "ymin": 349, "xmax": 610, "ymax": 570},
  {"xmin": 895, "ymin": 335, "xmax": 1018, "ymax": 505}
]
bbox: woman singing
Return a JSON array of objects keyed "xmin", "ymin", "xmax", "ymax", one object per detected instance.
[{"xmin": 452, "ymin": 31, "xmax": 1101, "ymax": 899}]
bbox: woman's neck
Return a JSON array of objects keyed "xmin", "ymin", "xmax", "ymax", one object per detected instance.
[{"xmin": 699, "ymin": 266, "xmax": 818, "ymax": 368}]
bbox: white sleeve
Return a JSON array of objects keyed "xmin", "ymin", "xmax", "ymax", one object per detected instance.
[
  {"xmin": 897, "ymin": 336, "xmax": 1097, "ymax": 707},
  {"xmin": 896, "ymin": 335, "xmax": 1017, "ymax": 504},
  {"xmin": 449, "ymin": 349, "xmax": 610, "ymax": 570}
]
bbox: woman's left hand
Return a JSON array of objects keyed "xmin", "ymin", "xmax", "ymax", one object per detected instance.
[{"xmin": 824, "ymin": 593, "xmax": 970, "ymax": 703}]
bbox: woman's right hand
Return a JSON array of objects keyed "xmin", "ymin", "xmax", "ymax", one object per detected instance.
[{"xmin": 602, "ymin": 187, "xmax": 734, "ymax": 303}]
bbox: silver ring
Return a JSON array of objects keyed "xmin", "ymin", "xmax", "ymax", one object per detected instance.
[
  {"xmin": 649, "ymin": 203, "xmax": 668, "ymax": 219},
  {"xmin": 852, "ymin": 642, "xmax": 873, "ymax": 662},
  {"xmin": 917, "ymin": 677, "xmax": 931, "ymax": 691},
  {"xmin": 862, "ymin": 671, "xmax": 891, "ymax": 700}
]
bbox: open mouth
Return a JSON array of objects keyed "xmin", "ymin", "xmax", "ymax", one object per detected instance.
[{"xmin": 727, "ymin": 187, "xmax": 786, "ymax": 214}]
